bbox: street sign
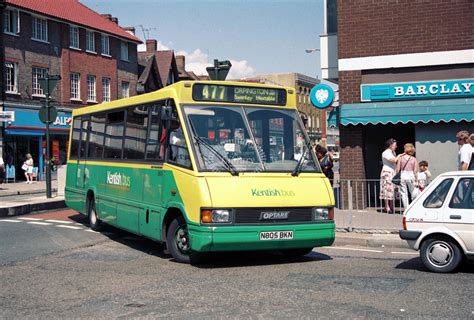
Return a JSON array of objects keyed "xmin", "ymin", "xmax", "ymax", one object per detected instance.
[
  {"xmin": 39, "ymin": 106, "xmax": 58, "ymax": 124},
  {"xmin": 0, "ymin": 111, "xmax": 15, "ymax": 122},
  {"xmin": 206, "ymin": 59, "xmax": 232, "ymax": 80},
  {"xmin": 38, "ymin": 75, "xmax": 61, "ymax": 94}
]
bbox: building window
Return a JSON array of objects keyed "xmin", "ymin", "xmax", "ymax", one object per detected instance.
[
  {"xmin": 326, "ymin": 0, "xmax": 338, "ymax": 34},
  {"xmin": 32, "ymin": 16, "xmax": 47, "ymax": 41},
  {"xmin": 102, "ymin": 78, "xmax": 111, "ymax": 102},
  {"xmin": 121, "ymin": 81, "xmax": 130, "ymax": 98},
  {"xmin": 167, "ymin": 70, "xmax": 175, "ymax": 85},
  {"xmin": 70, "ymin": 73, "xmax": 80, "ymax": 100},
  {"xmin": 101, "ymin": 34, "xmax": 110, "ymax": 55},
  {"xmin": 120, "ymin": 41, "xmax": 129, "ymax": 61},
  {"xmin": 5, "ymin": 62, "xmax": 19, "ymax": 93},
  {"xmin": 87, "ymin": 75, "xmax": 96, "ymax": 102},
  {"xmin": 32, "ymin": 67, "xmax": 48, "ymax": 96},
  {"xmin": 4, "ymin": 9, "xmax": 19, "ymax": 34},
  {"xmin": 86, "ymin": 30, "xmax": 95, "ymax": 52},
  {"xmin": 70, "ymin": 25, "xmax": 79, "ymax": 49}
]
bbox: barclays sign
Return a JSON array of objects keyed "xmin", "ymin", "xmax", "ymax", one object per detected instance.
[{"xmin": 361, "ymin": 79, "xmax": 474, "ymax": 102}]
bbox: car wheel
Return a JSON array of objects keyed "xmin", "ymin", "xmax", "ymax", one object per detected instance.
[
  {"xmin": 279, "ymin": 248, "xmax": 314, "ymax": 258},
  {"xmin": 88, "ymin": 196, "xmax": 103, "ymax": 231},
  {"xmin": 166, "ymin": 216, "xmax": 202, "ymax": 264},
  {"xmin": 420, "ymin": 237, "xmax": 462, "ymax": 273}
]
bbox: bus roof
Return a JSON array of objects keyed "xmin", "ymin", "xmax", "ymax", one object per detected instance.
[{"xmin": 72, "ymin": 80, "xmax": 297, "ymax": 116}]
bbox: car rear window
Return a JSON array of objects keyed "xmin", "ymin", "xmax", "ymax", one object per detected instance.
[{"xmin": 423, "ymin": 178, "xmax": 453, "ymax": 208}]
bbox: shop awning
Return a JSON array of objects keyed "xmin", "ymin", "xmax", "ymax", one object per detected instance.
[{"xmin": 330, "ymin": 98, "xmax": 474, "ymax": 127}]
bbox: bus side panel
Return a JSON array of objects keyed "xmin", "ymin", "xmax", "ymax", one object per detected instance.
[
  {"xmin": 117, "ymin": 203, "xmax": 140, "ymax": 233},
  {"xmin": 65, "ymin": 161, "xmax": 86, "ymax": 214},
  {"xmin": 98, "ymin": 194, "xmax": 117, "ymax": 225},
  {"xmin": 163, "ymin": 166, "xmax": 212, "ymax": 224},
  {"xmin": 139, "ymin": 167, "xmax": 164, "ymax": 240},
  {"xmin": 139, "ymin": 208, "xmax": 162, "ymax": 241}
]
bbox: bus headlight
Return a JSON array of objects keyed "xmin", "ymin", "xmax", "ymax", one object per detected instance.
[
  {"xmin": 314, "ymin": 208, "xmax": 331, "ymax": 221},
  {"xmin": 201, "ymin": 209, "xmax": 231, "ymax": 223}
]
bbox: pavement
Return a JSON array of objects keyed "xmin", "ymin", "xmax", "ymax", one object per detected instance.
[{"xmin": 0, "ymin": 180, "xmax": 408, "ymax": 249}]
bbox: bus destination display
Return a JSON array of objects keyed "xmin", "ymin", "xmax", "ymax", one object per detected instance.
[{"xmin": 192, "ymin": 84, "xmax": 287, "ymax": 106}]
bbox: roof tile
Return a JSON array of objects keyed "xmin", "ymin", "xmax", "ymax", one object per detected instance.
[{"xmin": 6, "ymin": 0, "xmax": 141, "ymax": 43}]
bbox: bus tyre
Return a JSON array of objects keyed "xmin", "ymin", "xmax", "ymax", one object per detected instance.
[
  {"xmin": 88, "ymin": 197, "xmax": 103, "ymax": 232},
  {"xmin": 167, "ymin": 216, "xmax": 196, "ymax": 264},
  {"xmin": 279, "ymin": 248, "xmax": 314, "ymax": 258},
  {"xmin": 420, "ymin": 236, "xmax": 462, "ymax": 273}
]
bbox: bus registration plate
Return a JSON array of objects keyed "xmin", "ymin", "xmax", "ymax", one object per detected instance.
[{"xmin": 259, "ymin": 231, "xmax": 293, "ymax": 240}]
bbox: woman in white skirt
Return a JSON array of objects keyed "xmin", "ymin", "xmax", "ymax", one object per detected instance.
[
  {"xmin": 397, "ymin": 143, "xmax": 419, "ymax": 209},
  {"xmin": 24, "ymin": 153, "xmax": 34, "ymax": 184},
  {"xmin": 379, "ymin": 139, "xmax": 403, "ymax": 213}
]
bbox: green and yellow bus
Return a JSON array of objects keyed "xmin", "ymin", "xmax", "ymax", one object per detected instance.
[{"xmin": 65, "ymin": 81, "xmax": 335, "ymax": 263}]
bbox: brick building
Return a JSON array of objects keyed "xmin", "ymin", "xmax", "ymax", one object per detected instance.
[
  {"xmin": 1, "ymin": 0, "xmax": 141, "ymax": 180},
  {"xmin": 320, "ymin": 0, "xmax": 473, "ymax": 207}
]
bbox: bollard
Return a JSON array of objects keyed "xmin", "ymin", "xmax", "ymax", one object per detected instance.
[{"xmin": 347, "ymin": 180, "xmax": 353, "ymax": 232}]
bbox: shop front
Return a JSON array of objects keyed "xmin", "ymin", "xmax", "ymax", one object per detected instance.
[
  {"xmin": 3, "ymin": 105, "xmax": 71, "ymax": 181},
  {"xmin": 332, "ymin": 78, "xmax": 474, "ymax": 179}
]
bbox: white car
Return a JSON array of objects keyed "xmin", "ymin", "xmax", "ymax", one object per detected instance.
[{"xmin": 399, "ymin": 171, "xmax": 474, "ymax": 273}]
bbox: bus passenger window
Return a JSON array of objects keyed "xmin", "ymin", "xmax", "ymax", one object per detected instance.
[
  {"xmin": 104, "ymin": 111, "xmax": 125, "ymax": 159},
  {"xmin": 145, "ymin": 105, "xmax": 163, "ymax": 161},
  {"xmin": 87, "ymin": 113, "xmax": 105, "ymax": 159},
  {"xmin": 79, "ymin": 117, "xmax": 89, "ymax": 159},
  {"xmin": 168, "ymin": 120, "xmax": 191, "ymax": 168},
  {"xmin": 70, "ymin": 117, "xmax": 81, "ymax": 159},
  {"xmin": 124, "ymin": 106, "xmax": 147, "ymax": 160}
]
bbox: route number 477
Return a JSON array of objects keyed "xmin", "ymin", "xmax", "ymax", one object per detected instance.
[{"xmin": 202, "ymin": 85, "xmax": 226, "ymax": 100}]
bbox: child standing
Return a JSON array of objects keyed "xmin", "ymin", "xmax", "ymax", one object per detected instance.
[{"xmin": 418, "ymin": 160, "xmax": 431, "ymax": 191}]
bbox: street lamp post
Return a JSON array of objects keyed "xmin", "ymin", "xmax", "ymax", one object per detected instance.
[
  {"xmin": 38, "ymin": 73, "xmax": 61, "ymax": 199},
  {"xmin": 305, "ymin": 48, "xmax": 320, "ymax": 54}
]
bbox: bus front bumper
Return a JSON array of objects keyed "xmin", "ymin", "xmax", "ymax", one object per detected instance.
[{"xmin": 188, "ymin": 223, "xmax": 335, "ymax": 252}]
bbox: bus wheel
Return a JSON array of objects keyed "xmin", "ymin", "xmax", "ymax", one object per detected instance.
[
  {"xmin": 279, "ymin": 248, "xmax": 314, "ymax": 258},
  {"xmin": 88, "ymin": 197, "xmax": 103, "ymax": 232},
  {"xmin": 167, "ymin": 216, "xmax": 192, "ymax": 263}
]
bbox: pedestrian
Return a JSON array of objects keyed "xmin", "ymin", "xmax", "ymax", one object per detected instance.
[
  {"xmin": 456, "ymin": 130, "xmax": 472, "ymax": 170},
  {"xmin": 316, "ymin": 145, "xmax": 334, "ymax": 185},
  {"xmin": 379, "ymin": 138, "xmax": 404, "ymax": 213},
  {"xmin": 0, "ymin": 155, "xmax": 4, "ymax": 184},
  {"xmin": 418, "ymin": 160, "xmax": 432, "ymax": 191},
  {"xmin": 468, "ymin": 134, "xmax": 474, "ymax": 170},
  {"xmin": 397, "ymin": 143, "xmax": 419, "ymax": 209},
  {"xmin": 23, "ymin": 153, "xmax": 34, "ymax": 184}
]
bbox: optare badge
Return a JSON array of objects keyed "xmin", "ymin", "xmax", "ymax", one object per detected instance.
[{"xmin": 310, "ymin": 83, "xmax": 334, "ymax": 109}]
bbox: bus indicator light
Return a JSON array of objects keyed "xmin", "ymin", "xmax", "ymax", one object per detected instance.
[{"xmin": 201, "ymin": 209, "xmax": 213, "ymax": 223}]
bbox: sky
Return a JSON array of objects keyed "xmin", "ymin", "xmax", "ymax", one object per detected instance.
[{"xmin": 80, "ymin": 0, "xmax": 324, "ymax": 80}]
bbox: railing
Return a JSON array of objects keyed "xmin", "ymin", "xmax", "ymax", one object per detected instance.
[
  {"xmin": 332, "ymin": 178, "xmax": 407, "ymax": 232},
  {"xmin": 333, "ymin": 178, "xmax": 405, "ymax": 213}
]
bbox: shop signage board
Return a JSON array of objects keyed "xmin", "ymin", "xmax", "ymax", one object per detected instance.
[
  {"xmin": 310, "ymin": 83, "xmax": 335, "ymax": 109},
  {"xmin": 4, "ymin": 108, "xmax": 71, "ymax": 129},
  {"xmin": 361, "ymin": 78, "xmax": 474, "ymax": 102},
  {"xmin": 0, "ymin": 111, "xmax": 15, "ymax": 122}
]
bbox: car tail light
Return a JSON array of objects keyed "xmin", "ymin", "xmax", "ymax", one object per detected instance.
[{"xmin": 402, "ymin": 216, "xmax": 407, "ymax": 230}]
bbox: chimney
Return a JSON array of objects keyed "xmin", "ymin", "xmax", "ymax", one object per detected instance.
[
  {"xmin": 146, "ymin": 39, "xmax": 157, "ymax": 53},
  {"xmin": 111, "ymin": 17, "xmax": 118, "ymax": 24},
  {"xmin": 101, "ymin": 13, "xmax": 112, "ymax": 21},
  {"xmin": 124, "ymin": 27, "xmax": 135, "ymax": 36},
  {"xmin": 176, "ymin": 55, "xmax": 185, "ymax": 70}
]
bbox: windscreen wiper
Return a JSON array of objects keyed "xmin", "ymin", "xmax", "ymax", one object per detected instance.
[
  {"xmin": 291, "ymin": 142, "xmax": 311, "ymax": 177},
  {"xmin": 194, "ymin": 135, "xmax": 239, "ymax": 176},
  {"xmin": 188, "ymin": 121, "xmax": 239, "ymax": 176}
]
